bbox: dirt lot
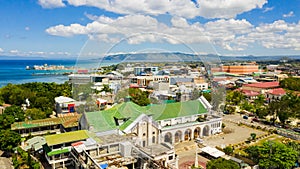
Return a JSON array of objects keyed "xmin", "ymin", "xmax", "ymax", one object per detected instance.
[
  {"xmin": 174, "ymin": 117, "xmax": 267, "ymax": 168},
  {"xmin": 203, "ymin": 120, "xmax": 266, "ymax": 148}
]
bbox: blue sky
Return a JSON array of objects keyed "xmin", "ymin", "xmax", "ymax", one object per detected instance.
[{"xmin": 0, "ymin": 0, "xmax": 299, "ymax": 58}]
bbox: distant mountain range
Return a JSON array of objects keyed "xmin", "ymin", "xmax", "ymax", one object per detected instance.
[
  {"xmin": 1, "ymin": 53, "xmax": 300, "ymax": 62},
  {"xmin": 97, "ymin": 52, "xmax": 300, "ymax": 62}
]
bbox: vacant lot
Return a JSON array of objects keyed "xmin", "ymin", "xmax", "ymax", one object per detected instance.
[{"xmin": 203, "ymin": 119, "xmax": 266, "ymax": 148}]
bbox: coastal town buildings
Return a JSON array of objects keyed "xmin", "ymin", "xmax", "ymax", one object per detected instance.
[{"xmin": 211, "ymin": 62, "xmax": 259, "ymax": 75}]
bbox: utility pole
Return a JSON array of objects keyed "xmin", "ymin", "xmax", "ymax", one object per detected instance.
[{"xmin": 194, "ymin": 143, "xmax": 198, "ymax": 168}]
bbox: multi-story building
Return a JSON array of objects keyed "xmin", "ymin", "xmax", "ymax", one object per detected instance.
[
  {"xmin": 131, "ymin": 75, "xmax": 170, "ymax": 86},
  {"xmin": 55, "ymin": 96, "xmax": 86, "ymax": 117},
  {"xmin": 134, "ymin": 67, "xmax": 158, "ymax": 76},
  {"xmin": 43, "ymin": 130, "xmax": 90, "ymax": 169},
  {"xmin": 212, "ymin": 62, "xmax": 259, "ymax": 75}
]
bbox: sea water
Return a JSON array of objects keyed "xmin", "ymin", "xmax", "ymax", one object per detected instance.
[
  {"xmin": 0, "ymin": 60, "xmax": 76, "ymax": 88},
  {"xmin": 0, "ymin": 59, "xmax": 119, "ymax": 88}
]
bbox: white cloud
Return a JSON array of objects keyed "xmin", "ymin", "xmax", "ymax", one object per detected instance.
[
  {"xmin": 45, "ymin": 14, "xmax": 300, "ymax": 52},
  {"xmin": 0, "ymin": 48, "xmax": 3, "ymax": 52},
  {"xmin": 10, "ymin": 50, "xmax": 19, "ymax": 54},
  {"xmin": 283, "ymin": 11, "xmax": 294, "ymax": 18},
  {"xmin": 38, "ymin": 0, "xmax": 65, "ymax": 8},
  {"xmin": 41, "ymin": 0, "xmax": 267, "ymax": 19},
  {"xmin": 197, "ymin": 0, "xmax": 267, "ymax": 19},
  {"xmin": 46, "ymin": 23, "xmax": 86, "ymax": 37},
  {"xmin": 25, "ymin": 27, "xmax": 30, "ymax": 31},
  {"xmin": 263, "ymin": 7, "xmax": 274, "ymax": 13}
]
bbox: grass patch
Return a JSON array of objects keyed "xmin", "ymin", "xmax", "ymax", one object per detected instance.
[{"xmin": 255, "ymin": 134, "xmax": 284, "ymax": 145}]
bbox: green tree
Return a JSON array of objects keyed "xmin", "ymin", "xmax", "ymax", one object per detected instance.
[
  {"xmin": 191, "ymin": 88, "xmax": 201, "ymax": 100},
  {"xmin": 280, "ymin": 77, "xmax": 300, "ymax": 91},
  {"xmin": 224, "ymin": 105, "xmax": 236, "ymax": 114},
  {"xmin": 202, "ymin": 92, "xmax": 211, "ymax": 102},
  {"xmin": 246, "ymin": 141, "xmax": 298, "ymax": 169},
  {"xmin": 226, "ymin": 91, "xmax": 245, "ymax": 105},
  {"xmin": 25, "ymin": 108, "xmax": 46, "ymax": 120},
  {"xmin": 223, "ymin": 146, "xmax": 233, "ymax": 155},
  {"xmin": 254, "ymin": 94, "xmax": 265, "ymax": 106},
  {"xmin": 129, "ymin": 88, "xmax": 150, "ymax": 106},
  {"xmin": 3, "ymin": 105, "xmax": 25, "ymax": 122},
  {"xmin": 245, "ymin": 145, "xmax": 260, "ymax": 163},
  {"xmin": 115, "ymin": 88, "xmax": 151, "ymax": 106},
  {"xmin": 250, "ymin": 133, "xmax": 256, "ymax": 140},
  {"xmin": 13, "ymin": 147, "xmax": 40, "ymax": 169},
  {"xmin": 206, "ymin": 158, "xmax": 240, "ymax": 169},
  {"xmin": 0, "ymin": 130, "xmax": 21, "ymax": 152},
  {"xmin": 0, "ymin": 114, "xmax": 15, "ymax": 129},
  {"xmin": 100, "ymin": 84, "xmax": 112, "ymax": 93},
  {"xmin": 240, "ymin": 101, "xmax": 255, "ymax": 112}
]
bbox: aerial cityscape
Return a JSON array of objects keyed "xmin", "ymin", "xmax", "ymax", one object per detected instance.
[{"xmin": 0, "ymin": 0, "xmax": 300, "ymax": 169}]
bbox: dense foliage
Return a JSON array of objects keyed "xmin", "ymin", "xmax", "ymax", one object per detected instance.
[
  {"xmin": 280, "ymin": 77, "xmax": 300, "ymax": 91},
  {"xmin": 12, "ymin": 147, "xmax": 40, "ymax": 169},
  {"xmin": 0, "ymin": 82, "xmax": 71, "ymax": 117},
  {"xmin": 0, "ymin": 105, "xmax": 24, "ymax": 129},
  {"xmin": 0, "ymin": 130, "xmax": 21, "ymax": 152},
  {"xmin": 206, "ymin": 158, "xmax": 240, "ymax": 169},
  {"xmin": 268, "ymin": 93, "xmax": 300, "ymax": 123},
  {"xmin": 245, "ymin": 141, "xmax": 299, "ymax": 169},
  {"xmin": 115, "ymin": 88, "xmax": 150, "ymax": 106},
  {"xmin": 225, "ymin": 89, "xmax": 300, "ymax": 122}
]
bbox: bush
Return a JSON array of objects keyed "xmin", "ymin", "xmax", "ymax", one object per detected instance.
[{"xmin": 223, "ymin": 146, "xmax": 233, "ymax": 155}]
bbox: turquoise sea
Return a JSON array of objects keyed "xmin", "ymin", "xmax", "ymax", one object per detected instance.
[
  {"xmin": 0, "ymin": 59, "xmax": 78, "ymax": 88},
  {"xmin": 0, "ymin": 58, "xmax": 121, "ymax": 88}
]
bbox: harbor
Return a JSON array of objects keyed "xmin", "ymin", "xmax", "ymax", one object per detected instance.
[{"xmin": 26, "ymin": 63, "xmax": 74, "ymax": 71}]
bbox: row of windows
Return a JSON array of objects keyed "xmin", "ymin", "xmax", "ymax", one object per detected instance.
[{"xmin": 211, "ymin": 122, "xmax": 221, "ymax": 128}]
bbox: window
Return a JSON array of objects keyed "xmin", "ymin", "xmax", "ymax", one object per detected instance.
[
  {"xmin": 168, "ymin": 155, "xmax": 173, "ymax": 160},
  {"xmin": 143, "ymin": 141, "xmax": 146, "ymax": 147},
  {"xmin": 152, "ymin": 136, "xmax": 156, "ymax": 143},
  {"xmin": 143, "ymin": 133, "xmax": 146, "ymax": 136}
]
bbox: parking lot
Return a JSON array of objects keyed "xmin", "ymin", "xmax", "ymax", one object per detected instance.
[{"xmin": 202, "ymin": 117, "xmax": 266, "ymax": 148}]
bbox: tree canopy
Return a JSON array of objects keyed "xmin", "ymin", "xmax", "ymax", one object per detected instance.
[
  {"xmin": 0, "ymin": 105, "xmax": 25, "ymax": 129},
  {"xmin": 280, "ymin": 77, "xmax": 300, "ymax": 91},
  {"xmin": 246, "ymin": 141, "xmax": 298, "ymax": 169},
  {"xmin": 0, "ymin": 82, "xmax": 72, "ymax": 117},
  {"xmin": 115, "ymin": 88, "xmax": 150, "ymax": 106},
  {"xmin": 0, "ymin": 130, "xmax": 21, "ymax": 152},
  {"xmin": 206, "ymin": 158, "xmax": 240, "ymax": 169}
]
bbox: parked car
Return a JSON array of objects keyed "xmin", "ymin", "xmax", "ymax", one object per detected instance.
[
  {"xmin": 274, "ymin": 123, "xmax": 282, "ymax": 128},
  {"xmin": 195, "ymin": 138, "xmax": 204, "ymax": 144},
  {"xmin": 293, "ymin": 128, "xmax": 300, "ymax": 133},
  {"xmin": 223, "ymin": 111, "xmax": 230, "ymax": 115},
  {"xmin": 252, "ymin": 118, "xmax": 260, "ymax": 122},
  {"xmin": 248, "ymin": 113, "xmax": 255, "ymax": 117},
  {"xmin": 243, "ymin": 115, "xmax": 248, "ymax": 119}
]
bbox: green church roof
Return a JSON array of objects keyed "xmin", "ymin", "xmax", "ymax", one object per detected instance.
[{"xmin": 84, "ymin": 100, "xmax": 208, "ymax": 133}]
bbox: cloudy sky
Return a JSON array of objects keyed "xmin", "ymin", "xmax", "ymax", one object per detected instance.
[{"xmin": 0, "ymin": 0, "xmax": 299, "ymax": 58}]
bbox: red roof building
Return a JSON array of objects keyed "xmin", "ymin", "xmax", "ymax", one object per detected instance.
[
  {"xmin": 266, "ymin": 88, "xmax": 286, "ymax": 102},
  {"xmin": 242, "ymin": 81, "xmax": 280, "ymax": 93},
  {"xmin": 266, "ymin": 88, "xmax": 286, "ymax": 95},
  {"xmin": 243, "ymin": 81, "xmax": 279, "ymax": 89}
]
